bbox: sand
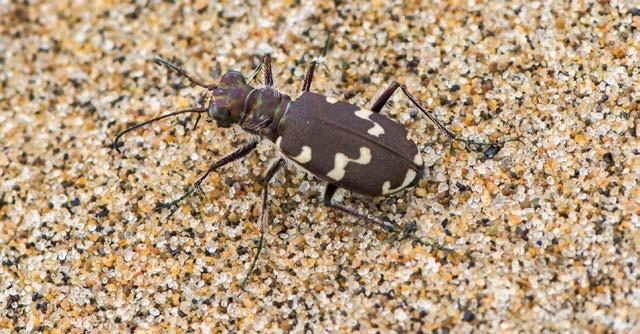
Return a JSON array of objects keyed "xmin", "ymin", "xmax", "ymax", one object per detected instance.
[{"xmin": 1, "ymin": 1, "xmax": 639, "ymax": 332}]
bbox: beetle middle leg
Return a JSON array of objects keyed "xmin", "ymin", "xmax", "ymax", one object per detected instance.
[
  {"xmin": 322, "ymin": 184, "xmax": 400, "ymax": 233},
  {"xmin": 301, "ymin": 58, "xmax": 323, "ymax": 92},
  {"xmin": 155, "ymin": 138, "xmax": 260, "ymax": 213},
  {"xmin": 301, "ymin": 33, "xmax": 331, "ymax": 92},
  {"xmin": 241, "ymin": 157, "xmax": 285, "ymax": 288},
  {"xmin": 371, "ymin": 81, "xmax": 518, "ymax": 152}
]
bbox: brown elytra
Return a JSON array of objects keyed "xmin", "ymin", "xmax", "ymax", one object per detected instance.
[{"xmin": 277, "ymin": 91, "xmax": 423, "ymax": 197}]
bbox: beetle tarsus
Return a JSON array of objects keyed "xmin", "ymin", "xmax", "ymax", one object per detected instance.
[
  {"xmin": 451, "ymin": 134, "xmax": 523, "ymax": 156},
  {"xmin": 155, "ymin": 140, "xmax": 260, "ymax": 215},
  {"xmin": 413, "ymin": 237, "xmax": 452, "ymax": 252},
  {"xmin": 379, "ymin": 219, "xmax": 402, "ymax": 233},
  {"xmin": 106, "ymin": 140, "xmax": 124, "ymax": 153},
  {"xmin": 241, "ymin": 233, "xmax": 264, "ymax": 289},
  {"xmin": 155, "ymin": 188, "xmax": 195, "ymax": 212}
]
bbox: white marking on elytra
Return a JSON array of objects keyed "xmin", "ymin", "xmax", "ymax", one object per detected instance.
[
  {"xmin": 354, "ymin": 108, "xmax": 385, "ymax": 137},
  {"xmin": 326, "ymin": 147, "xmax": 372, "ymax": 181},
  {"xmin": 325, "ymin": 96, "xmax": 338, "ymax": 104},
  {"xmin": 413, "ymin": 152, "xmax": 423, "ymax": 165},
  {"xmin": 381, "ymin": 169, "xmax": 418, "ymax": 195},
  {"xmin": 292, "ymin": 146, "xmax": 312, "ymax": 164},
  {"xmin": 275, "ymin": 136, "xmax": 282, "ymax": 148}
]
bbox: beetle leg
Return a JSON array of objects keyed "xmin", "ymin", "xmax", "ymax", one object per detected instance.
[
  {"xmin": 248, "ymin": 54, "xmax": 273, "ymax": 86},
  {"xmin": 301, "ymin": 59, "xmax": 320, "ymax": 92},
  {"xmin": 154, "ymin": 57, "xmax": 214, "ymax": 89},
  {"xmin": 372, "ymin": 81, "xmax": 520, "ymax": 153},
  {"xmin": 301, "ymin": 33, "xmax": 331, "ymax": 92},
  {"xmin": 371, "ymin": 81, "xmax": 457, "ymax": 138},
  {"xmin": 399, "ymin": 84, "xmax": 522, "ymax": 150},
  {"xmin": 263, "ymin": 54, "xmax": 273, "ymax": 86},
  {"xmin": 323, "ymin": 186, "xmax": 452, "ymax": 252},
  {"xmin": 322, "ymin": 186, "xmax": 452, "ymax": 251},
  {"xmin": 322, "ymin": 184, "xmax": 400, "ymax": 233},
  {"xmin": 241, "ymin": 158, "xmax": 285, "ymax": 288},
  {"xmin": 155, "ymin": 138, "xmax": 260, "ymax": 212},
  {"xmin": 191, "ymin": 92, "xmax": 209, "ymax": 132},
  {"xmin": 371, "ymin": 81, "xmax": 401, "ymax": 113}
]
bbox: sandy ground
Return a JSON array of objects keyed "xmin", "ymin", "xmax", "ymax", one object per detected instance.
[{"xmin": 1, "ymin": 1, "xmax": 639, "ymax": 333}]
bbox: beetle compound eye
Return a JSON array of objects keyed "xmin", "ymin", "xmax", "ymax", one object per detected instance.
[
  {"xmin": 207, "ymin": 102, "xmax": 216, "ymax": 118},
  {"xmin": 208, "ymin": 103, "xmax": 232, "ymax": 128},
  {"xmin": 208, "ymin": 103, "xmax": 229, "ymax": 118}
]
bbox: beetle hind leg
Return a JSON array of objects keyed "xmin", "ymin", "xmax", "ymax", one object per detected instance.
[
  {"xmin": 323, "ymin": 185, "xmax": 452, "ymax": 251},
  {"xmin": 322, "ymin": 184, "xmax": 400, "ymax": 233},
  {"xmin": 371, "ymin": 81, "xmax": 520, "ymax": 154}
]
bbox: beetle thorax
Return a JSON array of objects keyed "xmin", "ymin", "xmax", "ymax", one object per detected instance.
[{"xmin": 240, "ymin": 87, "xmax": 291, "ymax": 140}]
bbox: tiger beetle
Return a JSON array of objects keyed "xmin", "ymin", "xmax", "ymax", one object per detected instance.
[{"xmin": 112, "ymin": 41, "xmax": 517, "ymax": 287}]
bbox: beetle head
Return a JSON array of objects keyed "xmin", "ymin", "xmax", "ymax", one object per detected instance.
[{"xmin": 207, "ymin": 70, "xmax": 251, "ymax": 128}]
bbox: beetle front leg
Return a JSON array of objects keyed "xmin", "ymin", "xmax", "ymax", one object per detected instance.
[
  {"xmin": 322, "ymin": 184, "xmax": 400, "ymax": 233},
  {"xmin": 248, "ymin": 54, "xmax": 274, "ymax": 86},
  {"xmin": 155, "ymin": 138, "xmax": 259, "ymax": 214},
  {"xmin": 241, "ymin": 158, "xmax": 285, "ymax": 288},
  {"xmin": 191, "ymin": 92, "xmax": 209, "ymax": 132}
]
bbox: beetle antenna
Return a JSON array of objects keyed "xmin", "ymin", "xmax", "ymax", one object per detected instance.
[
  {"xmin": 112, "ymin": 107, "xmax": 207, "ymax": 153},
  {"xmin": 154, "ymin": 57, "xmax": 214, "ymax": 89}
]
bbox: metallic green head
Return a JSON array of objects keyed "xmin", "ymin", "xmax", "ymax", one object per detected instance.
[{"xmin": 207, "ymin": 71, "xmax": 253, "ymax": 128}]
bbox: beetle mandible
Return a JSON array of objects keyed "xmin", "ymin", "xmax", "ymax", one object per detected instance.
[{"xmin": 112, "ymin": 44, "xmax": 515, "ymax": 286}]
